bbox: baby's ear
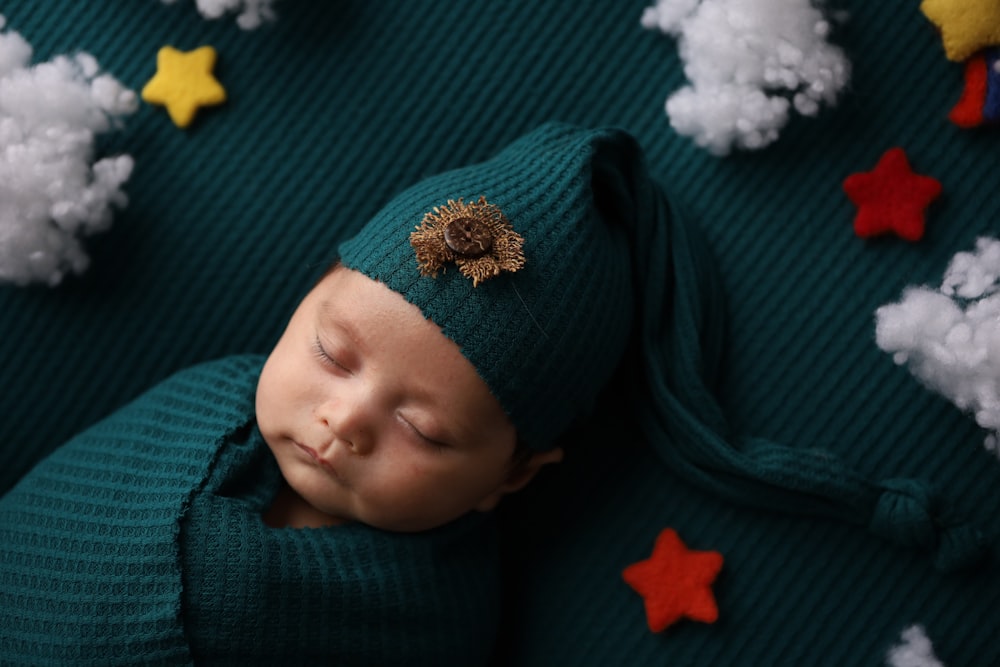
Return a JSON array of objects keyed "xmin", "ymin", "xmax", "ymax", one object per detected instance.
[{"xmin": 476, "ymin": 448, "xmax": 564, "ymax": 512}]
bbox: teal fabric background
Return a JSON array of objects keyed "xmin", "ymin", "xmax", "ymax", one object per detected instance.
[{"xmin": 1, "ymin": 1, "xmax": 998, "ymax": 664}]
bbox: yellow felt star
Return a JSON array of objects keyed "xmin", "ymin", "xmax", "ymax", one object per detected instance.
[
  {"xmin": 920, "ymin": 0, "xmax": 1000, "ymax": 62},
  {"xmin": 141, "ymin": 46, "xmax": 227, "ymax": 128}
]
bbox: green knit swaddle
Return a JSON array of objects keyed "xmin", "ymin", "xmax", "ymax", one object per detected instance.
[{"xmin": 0, "ymin": 356, "xmax": 500, "ymax": 665}]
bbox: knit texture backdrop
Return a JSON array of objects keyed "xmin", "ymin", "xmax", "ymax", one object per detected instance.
[{"xmin": 0, "ymin": 1, "xmax": 998, "ymax": 664}]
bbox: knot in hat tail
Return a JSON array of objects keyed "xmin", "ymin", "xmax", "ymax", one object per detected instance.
[{"xmin": 871, "ymin": 479, "xmax": 988, "ymax": 572}]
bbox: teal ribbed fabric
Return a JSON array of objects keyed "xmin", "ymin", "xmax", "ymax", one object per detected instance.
[
  {"xmin": 0, "ymin": 356, "xmax": 257, "ymax": 665},
  {"xmin": 0, "ymin": 356, "xmax": 499, "ymax": 665},
  {"xmin": 1, "ymin": 1, "xmax": 999, "ymax": 665}
]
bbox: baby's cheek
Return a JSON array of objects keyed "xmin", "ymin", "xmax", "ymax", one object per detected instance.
[
  {"xmin": 257, "ymin": 353, "xmax": 299, "ymax": 411},
  {"xmin": 374, "ymin": 466, "xmax": 446, "ymax": 526},
  {"xmin": 254, "ymin": 383, "xmax": 286, "ymax": 443}
]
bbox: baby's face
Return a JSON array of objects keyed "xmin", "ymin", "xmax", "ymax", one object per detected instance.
[{"xmin": 256, "ymin": 265, "xmax": 519, "ymax": 532}]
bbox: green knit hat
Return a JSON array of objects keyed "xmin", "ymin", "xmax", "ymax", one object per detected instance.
[
  {"xmin": 339, "ymin": 123, "xmax": 634, "ymax": 451},
  {"xmin": 339, "ymin": 123, "xmax": 987, "ymax": 572}
]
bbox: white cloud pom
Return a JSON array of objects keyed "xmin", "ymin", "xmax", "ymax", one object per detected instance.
[
  {"xmin": 0, "ymin": 16, "xmax": 137, "ymax": 287},
  {"xmin": 159, "ymin": 0, "xmax": 277, "ymax": 30},
  {"xmin": 886, "ymin": 625, "xmax": 946, "ymax": 667},
  {"xmin": 875, "ymin": 237, "xmax": 1000, "ymax": 453},
  {"xmin": 641, "ymin": 0, "xmax": 850, "ymax": 155}
]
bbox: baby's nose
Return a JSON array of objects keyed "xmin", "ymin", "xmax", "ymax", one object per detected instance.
[{"xmin": 315, "ymin": 397, "xmax": 374, "ymax": 455}]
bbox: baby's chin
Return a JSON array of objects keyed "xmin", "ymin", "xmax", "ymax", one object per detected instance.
[{"xmin": 321, "ymin": 496, "xmax": 474, "ymax": 533}]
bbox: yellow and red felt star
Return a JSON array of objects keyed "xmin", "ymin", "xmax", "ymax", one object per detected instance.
[
  {"xmin": 141, "ymin": 46, "xmax": 227, "ymax": 128},
  {"xmin": 842, "ymin": 148, "xmax": 942, "ymax": 242},
  {"xmin": 622, "ymin": 528, "xmax": 724, "ymax": 633},
  {"xmin": 920, "ymin": 0, "xmax": 1000, "ymax": 62}
]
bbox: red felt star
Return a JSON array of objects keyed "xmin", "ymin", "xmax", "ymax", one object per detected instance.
[
  {"xmin": 842, "ymin": 148, "xmax": 942, "ymax": 242},
  {"xmin": 622, "ymin": 528, "xmax": 724, "ymax": 633},
  {"xmin": 950, "ymin": 52, "xmax": 989, "ymax": 128}
]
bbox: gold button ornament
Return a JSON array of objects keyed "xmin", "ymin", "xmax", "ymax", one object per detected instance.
[{"xmin": 410, "ymin": 197, "xmax": 525, "ymax": 286}]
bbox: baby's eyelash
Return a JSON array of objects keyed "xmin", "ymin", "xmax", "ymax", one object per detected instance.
[
  {"xmin": 400, "ymin": 415, "xmax": 448, "ymax": 450},
  {"xmin": 312, "ymin": 337, "xmax": 348, "ymax": 371},
  {"xmin": 311, "ymin": 337, "xmax": 330, "ymax": 362}
]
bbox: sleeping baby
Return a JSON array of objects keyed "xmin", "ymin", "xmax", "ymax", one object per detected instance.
[
  {"xmin": 0, "ymin": 122, "xmax": 986, "ymax": 665},
  {"xmin": 0, "ymin": 122, "xmax": 616, "ymax": 665}
]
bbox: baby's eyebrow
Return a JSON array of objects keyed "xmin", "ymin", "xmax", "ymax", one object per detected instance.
[{"xmin": 318, "ymin": 300, "xmax": 367, "ymax": 353}]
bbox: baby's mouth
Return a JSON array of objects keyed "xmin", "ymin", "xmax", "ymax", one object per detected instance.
[{"xmin": 295, "ymin": 441, "xmax": 342, "ymax": 479}]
